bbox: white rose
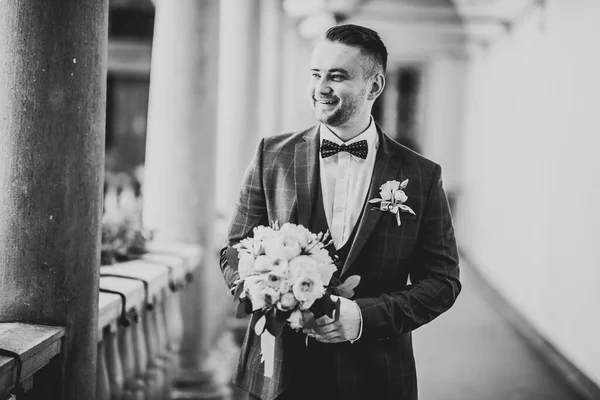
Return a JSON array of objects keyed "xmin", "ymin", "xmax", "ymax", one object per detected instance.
[
  {"xmin": 282, "ymin": 237, "xmax": 302, "ymax": 260},
  {"xmin": 237, "ymin": 237, "xmax": 255, "ymax": 254},
  {"xmin": 271, "ymin": 257, "xmax": 289, "ymax": 271},
  {"xmin": 262, "ymin": 287, "xmax": 280, "ymax": 307},
  {"xmin": 288, "ymin": 255, "xmax": 318, "ymax": 281},
  {"xmin": 279, "ymin": 223, "xmax": 311, "ymax": 247},
  {"xmin": 306, "ymin": 245, "xmax": 337, "ymax": 285},
  {"xmin": 279, "ymin": 292, "xmax": 299, "ymax": 310},
  {"xmin": 293, "ymin": 273, "xmax": 325, "ymax": 309},
  {"xmin": 394, "ymin": 190, "xmax": 408, "ymax": 203},
  {"xmin": 254, "ymin": 255, "xmax": 273, "ymax": 273},
  {"xmin": 380, "ymin": 180, "xmax": 401, "ymax": 201},
  {"xmin": 287, "ymin": 309, "xmax": 304, "ymax": 330},
  {"xmin": 266, "ymin": 268, "xmax": 289, "ymax": 292},
  {"xmin": 263, "ymin": 237, "xmax": 287, "ymax": 260},
  {"xmin": 307, "ymin": 246, "xmax": 332, "ymax": 264},
  {"xmin": 245, "ymin": 276, "xmax": 268, "ymax": 310},
  {"xmin": 317, "ymin": 262, "xmax": 338, "ymax": 286},
  {"xmin": 253, "ymin": 225, "xmax": 276, "ymax": 243},
  {"xmin": 388, "ymin": 180, "xmax": 401, "ymax": 191},
  {"xmin": 381, "ymin": 190, "xmax": 392, "ymax": 201},
  {"xmin": 254, "ymin": 255, "xmax": 289, "ymax": 273},
  {"xmin": 238, "ymin": 252, "xmax": 255, "ymax": 279}
]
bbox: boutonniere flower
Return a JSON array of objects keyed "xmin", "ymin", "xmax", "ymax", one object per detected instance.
[{"xmin": 368, "ymin": 179, "xmax": 416, "ymax": 226}]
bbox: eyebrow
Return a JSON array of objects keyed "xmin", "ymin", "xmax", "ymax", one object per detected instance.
[{"xmin": 310, "ymin": 68, "xmax": 350, "ymax": 75}]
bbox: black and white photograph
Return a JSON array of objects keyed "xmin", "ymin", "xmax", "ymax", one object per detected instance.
[{"xmin": 0, "ymin": 1, "xmax": 599, "ymax": 400}]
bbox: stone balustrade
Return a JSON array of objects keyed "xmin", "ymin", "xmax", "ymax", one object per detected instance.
[
  {"xmin": 0, "ymin": 324, "xmax": 65, "ymax": 399},
  {"xmin": 0, "ymin": 241, "xmax": 202, "ymax": 400},
  {"xmin": 97, "ymin": 241, "xmax": 202, "ymax": 400}
]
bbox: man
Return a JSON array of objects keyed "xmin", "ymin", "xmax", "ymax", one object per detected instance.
[{"xmin": 220, "ymin": 24, "xmax": 461, "ymax": 400}]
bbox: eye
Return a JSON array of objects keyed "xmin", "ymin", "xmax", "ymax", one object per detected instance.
[
  {"xmin": 311, "ymin": 72, "xmax": 321, "ymax": 79},
  {"xmin": 331, "ymin": 74, "xmax": 345, "ymax": 82}
]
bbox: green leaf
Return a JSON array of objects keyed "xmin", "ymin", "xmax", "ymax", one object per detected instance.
[
  {"xmin": 265, "ymin": 309, "xmax": 289, "ymax": 337},
  {"xmin": 398, "ymin": 204, "xmax": 416, "ymax": 215},
  {"xmin": 341, "ymin": 275, "xmax": 361, "ymax": 290},
  {"xmin": 301, "ymin": 312, "xmax": 316, "ymax": 331},
  {"xmin": 232, "ymin": 282, "xmax": 244, "ymax": 303},
  {"xmin": 329, "ymin": 276, "xmax": 342, "ymax": 287},
  {"xmin": 368, "ymin": 198, "xmax": 382, "ymax": 204},
  {"xmin": 336, "ymin": 275, "xmax": 361, "ymax": 298},
  {"xmin": 336, "ymin": 286, "xmax": 354, "ymax": 298},
  {"xmin": 321, "ymin": 294, "xmax": 336, "ymax": 319},
  {"xmin": 235, "ymin": 298, "xmax": 251, "ymax": 319}
]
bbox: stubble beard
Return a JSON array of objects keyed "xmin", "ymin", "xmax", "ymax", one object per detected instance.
[{"xmin": 314, "ymin": 88, "xmax": 366, "ymax": 128}]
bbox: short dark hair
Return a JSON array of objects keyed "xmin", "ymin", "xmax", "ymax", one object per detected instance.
[{"xmin": 324, "ymin": 24, "xmax": 388, "ymax": 77}]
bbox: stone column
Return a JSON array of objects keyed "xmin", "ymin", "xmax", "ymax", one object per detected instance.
[
  {"xmin": 280, "ymin": 18, "xmax": 315, "ymax": 132},
  {"xmin": 142, "ymin": 0, "xmax": 229, "ymax": 398},
  {"xmin": 0, "ymin": 1, "xmax": 108, "ymax": 399},
  {"xmin": 257, "ymin": 0, "xmax": 285, "ymax": 137},
  {"xmin": 216, "ymin": 0, "xmax": 262, "ymax": 218}
]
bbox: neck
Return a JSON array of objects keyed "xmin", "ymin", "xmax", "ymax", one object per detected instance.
[{"xmin": 326, "ymin": 115, "xmax": 372, "ymax": 142}]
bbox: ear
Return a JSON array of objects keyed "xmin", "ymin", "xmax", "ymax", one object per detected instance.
[{"xmin": 367, "ymin": 73, "xmax": 385, "ymax": 101}]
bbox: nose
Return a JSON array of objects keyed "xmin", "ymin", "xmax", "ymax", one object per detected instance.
[{"xmin": 315, "ymin": 77, "xmax": 332, "ymax": 96}]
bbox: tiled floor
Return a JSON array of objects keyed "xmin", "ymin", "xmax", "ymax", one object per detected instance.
[{"xmin": 217, "ymin": 262, "xmax": 584, "ymax": 400}]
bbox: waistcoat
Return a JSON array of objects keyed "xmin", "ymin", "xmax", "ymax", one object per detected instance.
[{"xmin": 308, "ymin": 178, "xmax": 362, "ymax": 275}]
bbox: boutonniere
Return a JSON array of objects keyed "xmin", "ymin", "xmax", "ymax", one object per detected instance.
[{"xmin": 368, "ymin": 179, "xmax": 416, "ymax": 226}]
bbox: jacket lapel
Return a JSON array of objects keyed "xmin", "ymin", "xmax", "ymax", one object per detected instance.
[
  {"xmin": 295, "ymin": 126, "xmax": 320, "ymax": 227},
  {"xmin": 340, "ymin": 129, "xmax": 401, "ymax": 278}
]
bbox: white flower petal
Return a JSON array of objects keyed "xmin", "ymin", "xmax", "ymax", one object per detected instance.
[
  {"xmin": 287, "ymin": 309, "xmax": 303, "ymax": 330},
  {"xmin": 317, "ymin": 262, "xmax": 338, "ymax": 286},
  {"xmin": 238, "ymin": 252, "xmax": 255, "ymax": 279},
  {"xmin": 398, "ymin": 204, "xmax": 416, "ymax": 215}
]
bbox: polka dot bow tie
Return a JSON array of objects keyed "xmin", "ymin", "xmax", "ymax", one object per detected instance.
[{"xmin": 320, "ymin": 138, "xmax": 368, "ymax": 159}]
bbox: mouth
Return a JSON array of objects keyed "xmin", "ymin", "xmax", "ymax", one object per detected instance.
[{"xmin": 314, "ymin": 97, "xmax": 338, "ymax": 107}]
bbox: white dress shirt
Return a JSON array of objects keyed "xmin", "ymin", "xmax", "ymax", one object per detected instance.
[{"xmin": 319, "ymin": 118, "xmax": 379, "ymax": 249}]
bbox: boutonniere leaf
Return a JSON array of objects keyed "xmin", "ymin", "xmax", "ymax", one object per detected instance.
[{"xmin": 368, "ymin": 179, "xmax": 416, "ymax": 226}]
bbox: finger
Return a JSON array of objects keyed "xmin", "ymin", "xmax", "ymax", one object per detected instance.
[
  {"xmin": 314, "ymin": 323, "xmax": 337, "ymax": 335},
  {"xmin": 314, "ymin": 328, "xmax": 341, "ymax": 340},
  {"xmin": 315, "ymin": 334, "xmax": 342, "ymax": 343},
  {"xmin": 315, "ymin": 316, "xmax": 336, "ymax": 327}
]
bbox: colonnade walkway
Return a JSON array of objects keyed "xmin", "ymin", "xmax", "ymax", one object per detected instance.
[
  {"xmin": 414, "ymin": 260, "xmax": 583, "ymax": 400},
  {"xmin": 209, "ymin": 259, "xmax": 584, "ymax": 400}
]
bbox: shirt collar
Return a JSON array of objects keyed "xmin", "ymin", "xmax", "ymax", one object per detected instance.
[{"xmin": 319, "ymin": 117, "xmax": 378, "ymax": 149}]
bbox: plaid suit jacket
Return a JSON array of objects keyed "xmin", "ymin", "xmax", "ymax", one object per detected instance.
[{"xmin": 220, "ymin": 125, "xmax": 461, "ymax": 400}]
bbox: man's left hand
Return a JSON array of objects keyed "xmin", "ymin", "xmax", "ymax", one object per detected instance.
[{"xmin": 303, "ymin": 295, "xmax": 361, "ymax": 343}]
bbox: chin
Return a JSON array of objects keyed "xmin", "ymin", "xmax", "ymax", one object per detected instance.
[{"xmin": 314, "ymin": 111, "xmax": 339, "ymax": 127}]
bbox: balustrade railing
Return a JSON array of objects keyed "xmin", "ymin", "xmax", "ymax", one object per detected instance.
[
  {"xmin": 0, "ymin": 241, "xmax": 201, "ymax": 400},
  {"xmin": 0, "ymin": 324, "xmax": 65, "ymax": 399},
  {"xmin": 96, "ymin": 241, "xmax": 202, "ymax": 400}
]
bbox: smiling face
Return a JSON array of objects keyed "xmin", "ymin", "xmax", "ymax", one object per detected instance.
[{"xmin": 308, "ymin": 40, "xmax": 384, "ymax": 137}]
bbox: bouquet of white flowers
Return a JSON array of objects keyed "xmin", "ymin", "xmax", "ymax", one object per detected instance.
[{"xmin": 232, "ymin": 222, "xmax": 361, "ymax": 339}]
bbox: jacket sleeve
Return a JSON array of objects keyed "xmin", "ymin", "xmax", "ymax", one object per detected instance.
[
  {"xmin": 219, "ymin": 138, "xmax": 269, "ymax": 290},
  {"xmin": 355, "ymin": 164, "xmax": 461, "ymax": 340}
]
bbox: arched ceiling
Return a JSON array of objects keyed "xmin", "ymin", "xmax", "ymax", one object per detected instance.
[
  {"xmin": 344, "ymin": 0, "xmax": 537, "ymax": 61},
  {"xmin": 109, "ymin": 0, "xmax": 539, "ymax": 63}
]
